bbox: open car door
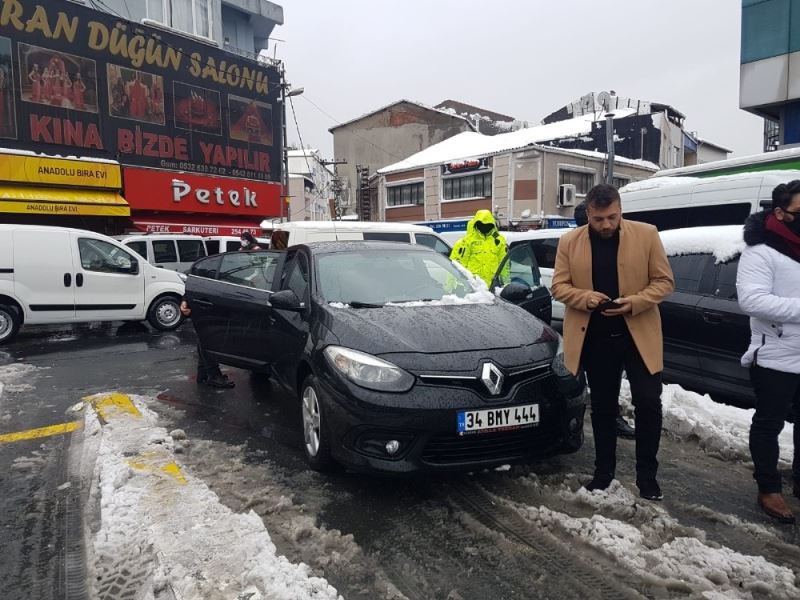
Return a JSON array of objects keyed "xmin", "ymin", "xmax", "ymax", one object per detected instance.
[{"xmin": 491, "ymin": 241, "xmax": 553, "ymax": 325}]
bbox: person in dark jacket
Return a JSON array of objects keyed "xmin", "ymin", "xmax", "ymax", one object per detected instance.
[
  {"xmin": 180, "ymin": 298, "xmax": 235, "ymax": 388},
  {"xmin": 737, "ymin": 181, "xmax": 800, "ymax": 523},
  {"xmin": 239, "ymin": 231, "xmax": 262, "ymax": 251},
  {"xmin": 574, "ymin": 200, "xmax": 636, "ymax": 441}
]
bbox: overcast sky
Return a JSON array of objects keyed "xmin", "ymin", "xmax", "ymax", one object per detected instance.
[{"xmin": 275, "ymin": 0, "xmax": 763, "ymax": 161}]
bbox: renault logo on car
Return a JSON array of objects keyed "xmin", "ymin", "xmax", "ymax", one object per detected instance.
[{"xmin": 481, "ymin": 362, "xmax": 504, "ymax": 395}]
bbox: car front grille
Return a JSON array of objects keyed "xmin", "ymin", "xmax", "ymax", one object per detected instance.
[
  {"xmin": 421, "ymin": 426, "xmax": 560, "ymax": 466},
  {"xmin": 418, "ymin": 363, "xmax": 552, "ymax": 398}
]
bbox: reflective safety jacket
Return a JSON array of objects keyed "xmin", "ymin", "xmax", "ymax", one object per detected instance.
[{"xmin": 450, "ymin": 210, "xmax": 507, "ymax": 287}]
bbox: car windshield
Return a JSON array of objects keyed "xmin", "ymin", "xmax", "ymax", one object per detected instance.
[{"xmin": 317, "ymin": 250, "xmax": 484, "ymax": 306}]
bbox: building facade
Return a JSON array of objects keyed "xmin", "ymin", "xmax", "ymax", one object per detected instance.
[
  {"xmin": 740, "ymin": 0, "xmax": 800, "ymax": 150},
  {"xmin": 0, "ymin": 0, "xmax": 284, "ymax": 234},
  {"xmin": 286, "ymin": 149, "xmax": 333, "ymax": 221},
  {"xmin": 330, "ymin": 100, "xmax": 476, "ymax": 217}
]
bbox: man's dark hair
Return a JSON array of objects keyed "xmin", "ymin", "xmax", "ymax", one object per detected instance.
[
  {"xmin": 573, "ymin": 201, "xmax": 588, "ymax": 226},
  {"xmin": 585, "ymin": 183, "xmax": 621, "ymax": 209},
  {"xmin": 771, "ymin": 180, "xmax": 800, "ymax": 211}
]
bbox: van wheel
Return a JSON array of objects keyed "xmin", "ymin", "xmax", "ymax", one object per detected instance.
[
  {"xmin": 0, "ymin": 305, "xmax": 20, "ymax": 344},
  {"xmin": 300, "ymin": 375, "xmax": 335, "ymax": 471},
  {"xmin": 147, "ymin": 296, "xmax": 182, "ymax": 331}
]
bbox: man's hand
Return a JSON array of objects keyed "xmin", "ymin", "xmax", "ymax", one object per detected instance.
[
  {"xmin": 586, "ymin": 291, "xmax": 611, "ymax": 311},
  {"xmin": 602, "ymin": 297, "xmax": 633, "ymax": 316},
  {"xmin": 180, "ymin": 300, "xmax": 191, "ymax": 317}
]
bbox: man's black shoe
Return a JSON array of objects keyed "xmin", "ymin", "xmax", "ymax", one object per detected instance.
[
  {"xmin": 616, "ymin": 415, "xmax": 636, "ymax": 439},
  {"xmin": 205, "ymin": 374, "xmax": 235, "ymax": 389},
  {"xmin": 637, "ymin": 479, "xmax": 663, "ymax": 501},
  {"xmin": 584, "ymin": 476, "xmax": 613, "ymax": 492}
]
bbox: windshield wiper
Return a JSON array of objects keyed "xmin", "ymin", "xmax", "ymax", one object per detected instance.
[{"xmin": 347, "ymin": 301, "xmax": 385, "ymax": 308}]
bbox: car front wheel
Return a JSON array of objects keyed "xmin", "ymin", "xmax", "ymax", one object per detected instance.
[
  {"xmin": 147, "ymin": 296, "xmax": 183, "ymax": 331},
  {"xmin": 0, "ymin": 304, "xmax": 20, "ymax": 344},
  {"xmin": 300, "ymin": 375, "xmax": 334, "ymax": 471}
]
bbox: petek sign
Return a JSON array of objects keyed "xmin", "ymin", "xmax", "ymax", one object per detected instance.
[
  {"xmin": 123, "ymin": 167, "xmax": 280, "ymax": 216},
  {"xmin": 0, "ymin": 0, "xmax": 282, "ymax": 183}
]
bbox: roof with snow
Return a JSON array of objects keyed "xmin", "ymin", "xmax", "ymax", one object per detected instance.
[
  {"xmin": 378, "ymin": 110, "xmax": 659, "ymax": 175},
  {"xmin": 328, "ymin": 100, "xmax": 476, "ymax": 133},
  {"xmin": 695, "ymin": 138, "xmax": 733, "ymax": 153},
  {"xmin": 435, "ymin": 100, "xmax": 516, "ymax": 123},
  {"xmin": 659, "ymin": 225, "xmax": 745, "ymax": 263}
]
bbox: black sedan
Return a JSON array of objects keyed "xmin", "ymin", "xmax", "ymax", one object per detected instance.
[{"xmin": 186, "ymin": 242, "xmax": 586, "ymax": 473}]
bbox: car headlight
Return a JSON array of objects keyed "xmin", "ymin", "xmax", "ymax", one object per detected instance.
[
  {"xmin": 323, "ymin": 346, "xmax": 415, "ymax": 392},
  {"xmin": 551, "ymin": 335, "xmax": 571, "ymax": 378}
]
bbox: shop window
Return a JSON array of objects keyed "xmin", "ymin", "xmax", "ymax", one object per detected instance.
[
  {"xmin": 387, "ymin": 182, "xmax": 424, "ymax": 207},
  {"xmin": 443, "ymin": 172, "xmax": 492, "ymax": 201},
  {"xmin": 558, "ymin": 169, "xmax": 594, "ymax": 195},
  {"xmin": 153, "ymin": 240, "xmax": 178, "ymax": 264}
]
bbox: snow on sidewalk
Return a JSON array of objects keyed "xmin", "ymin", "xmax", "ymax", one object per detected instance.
[
  {"xmin": 80, "ymin": 392, "xmax": 342, "ymax": 600},
  {"xmin": 503, "ymin": 478, "xmax": 800, "ymax": 599},
  {"xmin": 619, "ymin": 381, "xmax": 795, "ymax": 466}
]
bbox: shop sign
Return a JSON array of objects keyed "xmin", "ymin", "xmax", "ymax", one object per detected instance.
[
  {"xmin": 0, "ymin": 0, "xmax": 281, "ymax": 183},
  {"xmin": 134, "ymin": 220, "xmax": 261, "ymax": 236},
  {"xmin": 443, "ymin": 158, "xmax": 488, "ymax": 175},
  {"xmin": 0, "ymin": 153, "xmax": 120, "ymax": 188},
  {"xmin": 123, "ymin": 167, "xmax": 280, "ymax": 216}
]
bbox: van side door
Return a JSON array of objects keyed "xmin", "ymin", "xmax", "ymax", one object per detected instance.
[
  {"xmin": 70, "ymin": 233, "xmax": 146, "ymax": 321},
  {"xmin": 12, "ymin": 228, "xmax": 76, "ymax": 323}
]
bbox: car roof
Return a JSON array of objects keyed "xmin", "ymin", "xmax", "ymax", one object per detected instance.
[
  {"xmin": 298, "ymin": 241, "xmax": 437, "ymax": 254},
  {"xmin": 659, "ymin": 225, "xmax": 745, "ymax": 262},
  {"xmin": 263, "ymin": 220, "xmax": 437, "ymax": 234},
  {"xmin": 504, "ymin": 228, "xmax": 573, "ymax": 243}
]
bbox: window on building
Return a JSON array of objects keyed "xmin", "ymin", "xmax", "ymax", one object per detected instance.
[
  {"xmin": 443, "ymin": 172, "xmax": 492, "ymax": 201},
  {"xmin": 387, "ymin": 182, "xmax": 424, "ymax": 207},
  {"xmin": 558, "ymin": 169, "xmax": 594, "ymax": 195},
  {"xmin": 146, "ymin": 0, "xmax": 212, "ymax": 38},
  {"xmin": 673, "ymin": 146, "xmax": 682, "ymax": 168},
  {"xmin": 612, "ymin": 176, "xmax": 630, "ymax": 190}
]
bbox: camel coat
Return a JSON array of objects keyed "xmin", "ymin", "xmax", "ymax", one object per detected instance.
[{"xmin": 551, "ymin": 219, "xmax": 674, "ymax": 376}]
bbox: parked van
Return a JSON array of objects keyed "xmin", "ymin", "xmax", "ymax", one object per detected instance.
[
  {"xmin": 0, "ymin": 225, "xmax": 186, "ymax": 344},
  {"xmin": 114, "ymin": 234, "xmax": 207, "ymax": 272},
  {"xmin": 204, "ymin": 235, "xmax": 270, "ymax": 254},
  {"xmin": 619, "ymin": 170, "xmax": 800, "ymax": 230},
  {"xmin": 262, "ymin": 221, "xmax": 452, "ymax": 256}
]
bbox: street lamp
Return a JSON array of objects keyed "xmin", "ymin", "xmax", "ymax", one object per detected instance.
[{"xmin": 280, "ymin": 71, "xmax": 304, "ymax": 222}]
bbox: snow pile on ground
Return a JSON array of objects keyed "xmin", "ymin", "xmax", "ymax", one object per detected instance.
[
  {"xmin": 659, "ymin": 225, "xmax": 745, "ymax": 263},
  {"xmin": 82, "ymin": 392, "xmax": 342, "ymax": 600},
  {"xmin": 0, "ymin": 363, "xmax": 45, "ymax": 399},
  {"xmin": 507, "ymin": 478, "xmax": 799, "ymax": 599},
  {"xmin": 619, "ymin": 381, "xmax": 794, "ymax": 465}
]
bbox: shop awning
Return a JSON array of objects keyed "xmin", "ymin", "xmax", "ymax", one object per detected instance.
[
  {"xmin": 132, "ymin": 216, "xmax": 263, "ymax": 237},
  {"xmin": 0, "ymin": 185, "xmax": 130, "ymax": 217}
]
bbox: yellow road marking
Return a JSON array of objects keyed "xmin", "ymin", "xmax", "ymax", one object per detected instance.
[
  {"xmin": 126, "ymin": 451, "xmax": 187, "ymax": 485},
  {"xmin": 83, "ymin": 392, "xmax": 141, "ymax": 422},
  {"xmin": 0, "ymin": 421, "xmax": 82, "ymax": 444}
]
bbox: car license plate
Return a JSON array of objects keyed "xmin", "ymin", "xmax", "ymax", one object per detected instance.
[{"xmin": 457, "ymin": 403, "xmax": 539, "ymax": 435}]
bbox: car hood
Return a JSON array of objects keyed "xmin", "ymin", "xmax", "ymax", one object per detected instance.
[{"xmin": 320, "ymin": 301, "xmax": 552, "ymax": 356}]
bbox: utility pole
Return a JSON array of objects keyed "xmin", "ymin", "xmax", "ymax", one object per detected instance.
[
  {"xmin": 322, "ymin": 158, "xmax": 347, "ymax": 221},
  {"xmin": 279, "ymin": 67, "xmax": 304, "ymax": 222}
]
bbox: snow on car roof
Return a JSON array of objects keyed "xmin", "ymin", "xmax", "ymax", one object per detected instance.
[{"xmin": 659, "ymin": 225, "xmax": 745, "ymax": 263}]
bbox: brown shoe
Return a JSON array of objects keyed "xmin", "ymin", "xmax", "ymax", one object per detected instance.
[{"xmin": 757, "ymin": 493, "xmax": 796, "ymax": 524}]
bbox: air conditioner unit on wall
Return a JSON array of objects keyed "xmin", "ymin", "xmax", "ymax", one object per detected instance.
[{"xmin": 558, "ymin": 184, "xmax": 577, "ymax": 207}]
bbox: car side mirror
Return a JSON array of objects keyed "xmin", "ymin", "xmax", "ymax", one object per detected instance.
[
  {"xmin": 500, "ymin": 281, "xmax": 532, "ymax": 303},
  {"xmin": 270, "ymin": 289, "xmax": 305, "ymax": 312}
]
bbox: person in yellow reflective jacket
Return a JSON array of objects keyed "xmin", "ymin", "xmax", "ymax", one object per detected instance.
[{"xmin": 450, "ymin": 209, "xmax": 508, "ymax": 287}]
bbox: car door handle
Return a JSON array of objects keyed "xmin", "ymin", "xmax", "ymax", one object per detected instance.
[
  {"xmin": 193, "ymin": 299, "xmax": 214, "ymax": 308},
  {"xmin": 63, "ymin": 273, "xmax": 72, "ymax": 287},
  {"xmin": 76, "ymin": 273, "xmax": 84, "ymax": 287},
  {"xmin": 702, "ymin": 311, "xmax": 724, "ymax": 324}
]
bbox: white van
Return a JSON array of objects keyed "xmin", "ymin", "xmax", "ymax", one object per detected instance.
[
  {"xmin": 262, "ymin": 221, "xmax": 452, "ymax": 256},
  {"xmin": 204, "ymin": 235, "xmax": 270, "ymax": 254},
  {"xmin": 114, "ymin": 234, "xmax": 207, "ymax": 272},
  {"xmin": 619, "ymin": 170, "xmax": 800, "ymax": 230},
  {"xmin": 0, "ymin": 225, "xmax": 186, "ymax": 344}
]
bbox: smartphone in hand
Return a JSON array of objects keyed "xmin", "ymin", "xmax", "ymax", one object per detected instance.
[{"xmin": 596, "ymin": 299, "xmax": 622, "ymax": 311}]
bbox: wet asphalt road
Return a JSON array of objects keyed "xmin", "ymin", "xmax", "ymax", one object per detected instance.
[{"xmin": 2, "ymin": 322, "xmax": 800, "ymax": 600}]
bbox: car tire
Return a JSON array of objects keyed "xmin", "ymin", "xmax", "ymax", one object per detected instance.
[
  {"xmin": 300, "ymin": 374, "xmax": 335, "ymax": 471},
  {"xmin": 0, "ymin": 304, "xmax": 20, "ymax": 344},
  {"xmin": 147, "ymin": 296, "xmax": 183, "ymax": 331}
]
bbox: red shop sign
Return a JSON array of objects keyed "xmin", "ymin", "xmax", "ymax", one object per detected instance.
[
  {"xmin": 132, "ymin": 217, "xmax": 262, "ymax": 237},
  {"xmin": 123, "ymin": 167, "xmax": 281, "ymax": 216}
]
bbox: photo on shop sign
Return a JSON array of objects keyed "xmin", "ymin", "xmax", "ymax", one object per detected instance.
[
  {"xmin": 173, "ymin": 81, "xmax": 221, "ymax": 135},
  {"xmin": 228, "ymin": 93, "xmax": 273, "ymax": 146},
  {"xmin": 18, "ymin": 43, "xmax": 98, "ymax": 114},
  {"xmin": 107, "ymin": 64, "xmax": 165, "ymax": 126},
  {"xmin": 0, "ymin": 36, "xmax": 17, "ymax": 139}
]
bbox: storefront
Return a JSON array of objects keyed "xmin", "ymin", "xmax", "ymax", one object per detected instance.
[
  {"xmin": 122, "ymin": 166, "xmax": 281, "ymax": 236},
  {"xmin": 0, "ymin": 151, "xmax": 129, "ymax": 231}
]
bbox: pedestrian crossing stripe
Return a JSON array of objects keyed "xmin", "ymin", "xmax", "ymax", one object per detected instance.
[{"xmin": 0, "ymin": 421, "xmax": 82, "ymax": 444}]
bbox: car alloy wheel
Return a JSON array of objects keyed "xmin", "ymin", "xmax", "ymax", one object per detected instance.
[
  {"xmin": 299, "ymin": 375, "xmax": 334, "ymax": 471},
  {"xmin": 302, "ymin": 385, "xmax": 321, "ymax": 457}
]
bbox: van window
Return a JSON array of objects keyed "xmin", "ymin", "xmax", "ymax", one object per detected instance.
[
  {"xmin": 530, "ymin": 238, "xmax": 560, "ymax": 270},
  {"xmin": 626, "ymin": 203, "xmax": 752, "ymax": 231},
  {"xmin": 125, "ymin": 240, "xmax": 147, "ymax": 259},
  {"xmin": 363, "ymin": 232, "xmax": 411, "ymax": 243},
  {"xmin": 78, "ymin": 238, "xmax": 137, "ymax": 274},
  {"xmin": 153, "ymin": 240, "xmax": 178, "ymax": 264},
  {"xmin": 218, "ymin": 252, "xmax": 279, "ymax": 291},
  {"xmin": 415, "ymin": 233, "xmax": 451, "ymax": 256},
  {"xmin": 177, "ymin": 240, "xmax": 206, "ymax": 262},
  {"xmin": 667, "ymin": 254, "xmax": 715, "ymax": 293},
  {"xmin": 225, "ymin": 240, "xmax": 243, "ymax": 252},
  {"xmin": 205, "ymin": 240, "xmax": 220, "ymax": 255}
]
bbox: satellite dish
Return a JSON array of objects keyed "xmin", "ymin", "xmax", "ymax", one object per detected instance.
[{"xmin": 597, "ymin": 91, "xmax": 612, "ymax": 112}]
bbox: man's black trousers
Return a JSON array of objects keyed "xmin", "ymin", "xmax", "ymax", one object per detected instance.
[
  {"xmin": 749, "ymin": 364, "xmax": 800, "ymax": 494},
  {"xmin": 582, "ymin": 332, "xmax": 663, "ymax": 482}
]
